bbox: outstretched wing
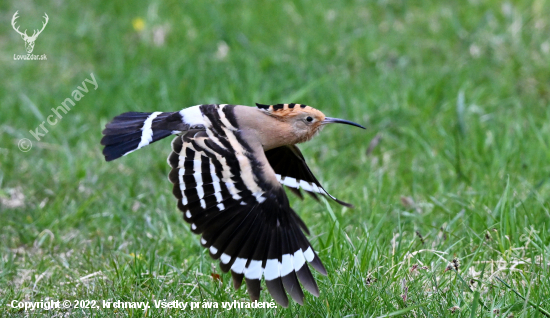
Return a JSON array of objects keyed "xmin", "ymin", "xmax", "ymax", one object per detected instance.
[
  {"xmin": 168, "ymin": 104, "xmax": 326, "ymax": 307},
  {"xmin": 265, "ymin": 145, "xmax": 353, "ymax": 207}
]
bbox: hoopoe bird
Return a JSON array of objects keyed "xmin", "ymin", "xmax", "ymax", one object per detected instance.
[{"xmin": 101, "ymin": 103, "xmax": 365, "ymax": 307}]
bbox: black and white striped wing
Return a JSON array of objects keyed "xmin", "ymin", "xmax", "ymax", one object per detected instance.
[
  {"xmin": 265, "ymin": 145, "xmax": 353, "ymax": 207},
  {"xmin": 168, "ymin": 105, "xmax": 326, "ymax": 307}
]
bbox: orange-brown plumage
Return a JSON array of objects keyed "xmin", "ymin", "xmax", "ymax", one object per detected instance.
[{"xmin": 235, "ymin": 103, "xmax": 331, "ymax": 151}]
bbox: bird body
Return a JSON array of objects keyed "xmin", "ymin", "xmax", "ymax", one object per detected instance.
[{"xmin": 101, "ymin": 103, "xmax": 364, "ymax": 307}]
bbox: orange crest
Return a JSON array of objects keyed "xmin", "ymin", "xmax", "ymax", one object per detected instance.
[{"xmin": 255, "ymin": 103, "xmax": 326, "ymax": 121}]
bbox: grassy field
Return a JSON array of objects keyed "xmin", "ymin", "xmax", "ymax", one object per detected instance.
[{"xmin": 2, "ymin": 0, "xmax": 550, "ymax": 316}]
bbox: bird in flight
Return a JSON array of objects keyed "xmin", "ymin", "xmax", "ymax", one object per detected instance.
[{"xmin": 101, "ymin": 103, "xmax": 365, "ymax": 307}]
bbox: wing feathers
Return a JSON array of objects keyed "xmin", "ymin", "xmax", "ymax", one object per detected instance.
[
  {"xmin": 167, "ymin": 105, "xmax": 326, "ymax": 306},
  {"xmin": 266, "ymin": 278, "xmax": 289, "ymax": 307},
  {"xmin": 296, "ymin": 266, "xmax": 319, "ymax": 296},
  {"xmin": 245, "ymin": 279, "xmax": 262, "ymax": 302},
  {"xmin": 231, "ymin": 271, "xmax": 245, "ymax": 290},
  {"xmin": 266, "ymin": 145, "xmax": 353, "ymax": 207}
]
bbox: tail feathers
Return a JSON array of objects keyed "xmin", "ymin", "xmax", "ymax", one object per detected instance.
[{"xmin": 101, "ymin": 111, "xmax": 187, "ymax": 161}]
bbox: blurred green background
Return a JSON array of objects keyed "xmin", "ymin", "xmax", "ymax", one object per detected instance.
[{"xmin": 1, "ymin": 0, "xmax": 550, "ymax": 317}]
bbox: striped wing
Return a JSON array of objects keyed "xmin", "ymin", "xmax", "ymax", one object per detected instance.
[
  {"xmin": 265, "ymin": 145, "xmax": 353, "ymax": 207},
  {"xmin": 168, "ymin": 104, "xmax": 326, "ymax": 307}
]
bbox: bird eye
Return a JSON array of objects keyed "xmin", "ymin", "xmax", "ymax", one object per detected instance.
[{"xmin": 306, "ymin": 116, "xmax": 313, "ymax": 122}]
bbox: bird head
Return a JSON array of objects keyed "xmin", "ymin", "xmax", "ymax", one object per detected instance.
[{"xmin": 255, "ymin": 103, "xmax": 365, "ymax": 144}]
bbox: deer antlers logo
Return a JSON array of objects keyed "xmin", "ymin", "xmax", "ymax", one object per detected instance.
[{"xmin": 11, "ymin": 11, "xmax": 49, "ymax": 54}]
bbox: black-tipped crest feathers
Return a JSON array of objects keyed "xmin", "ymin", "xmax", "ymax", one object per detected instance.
[{"xmin": 256, "ymin": 103, "xmax": 307, "ymax": 111}]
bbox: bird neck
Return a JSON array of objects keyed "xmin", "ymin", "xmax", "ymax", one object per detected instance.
[{"xmin": 233, "ymin": 106, "xmax": 301, "ymax": 151}]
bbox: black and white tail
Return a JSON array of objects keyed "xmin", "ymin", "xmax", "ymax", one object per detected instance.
[{"xmin": 101, "ymin": 107, "xmax": 205, "ymax": 161}]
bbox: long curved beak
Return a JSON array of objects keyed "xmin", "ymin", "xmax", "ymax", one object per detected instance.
[{"xmin": 323, "ymin": 117, "xmax": 366, "ymax": 129}]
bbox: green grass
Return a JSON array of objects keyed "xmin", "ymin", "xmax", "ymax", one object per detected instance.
[{"xmin": 2, "ymin": 0, "xmax": 550, "ymax": 316}]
